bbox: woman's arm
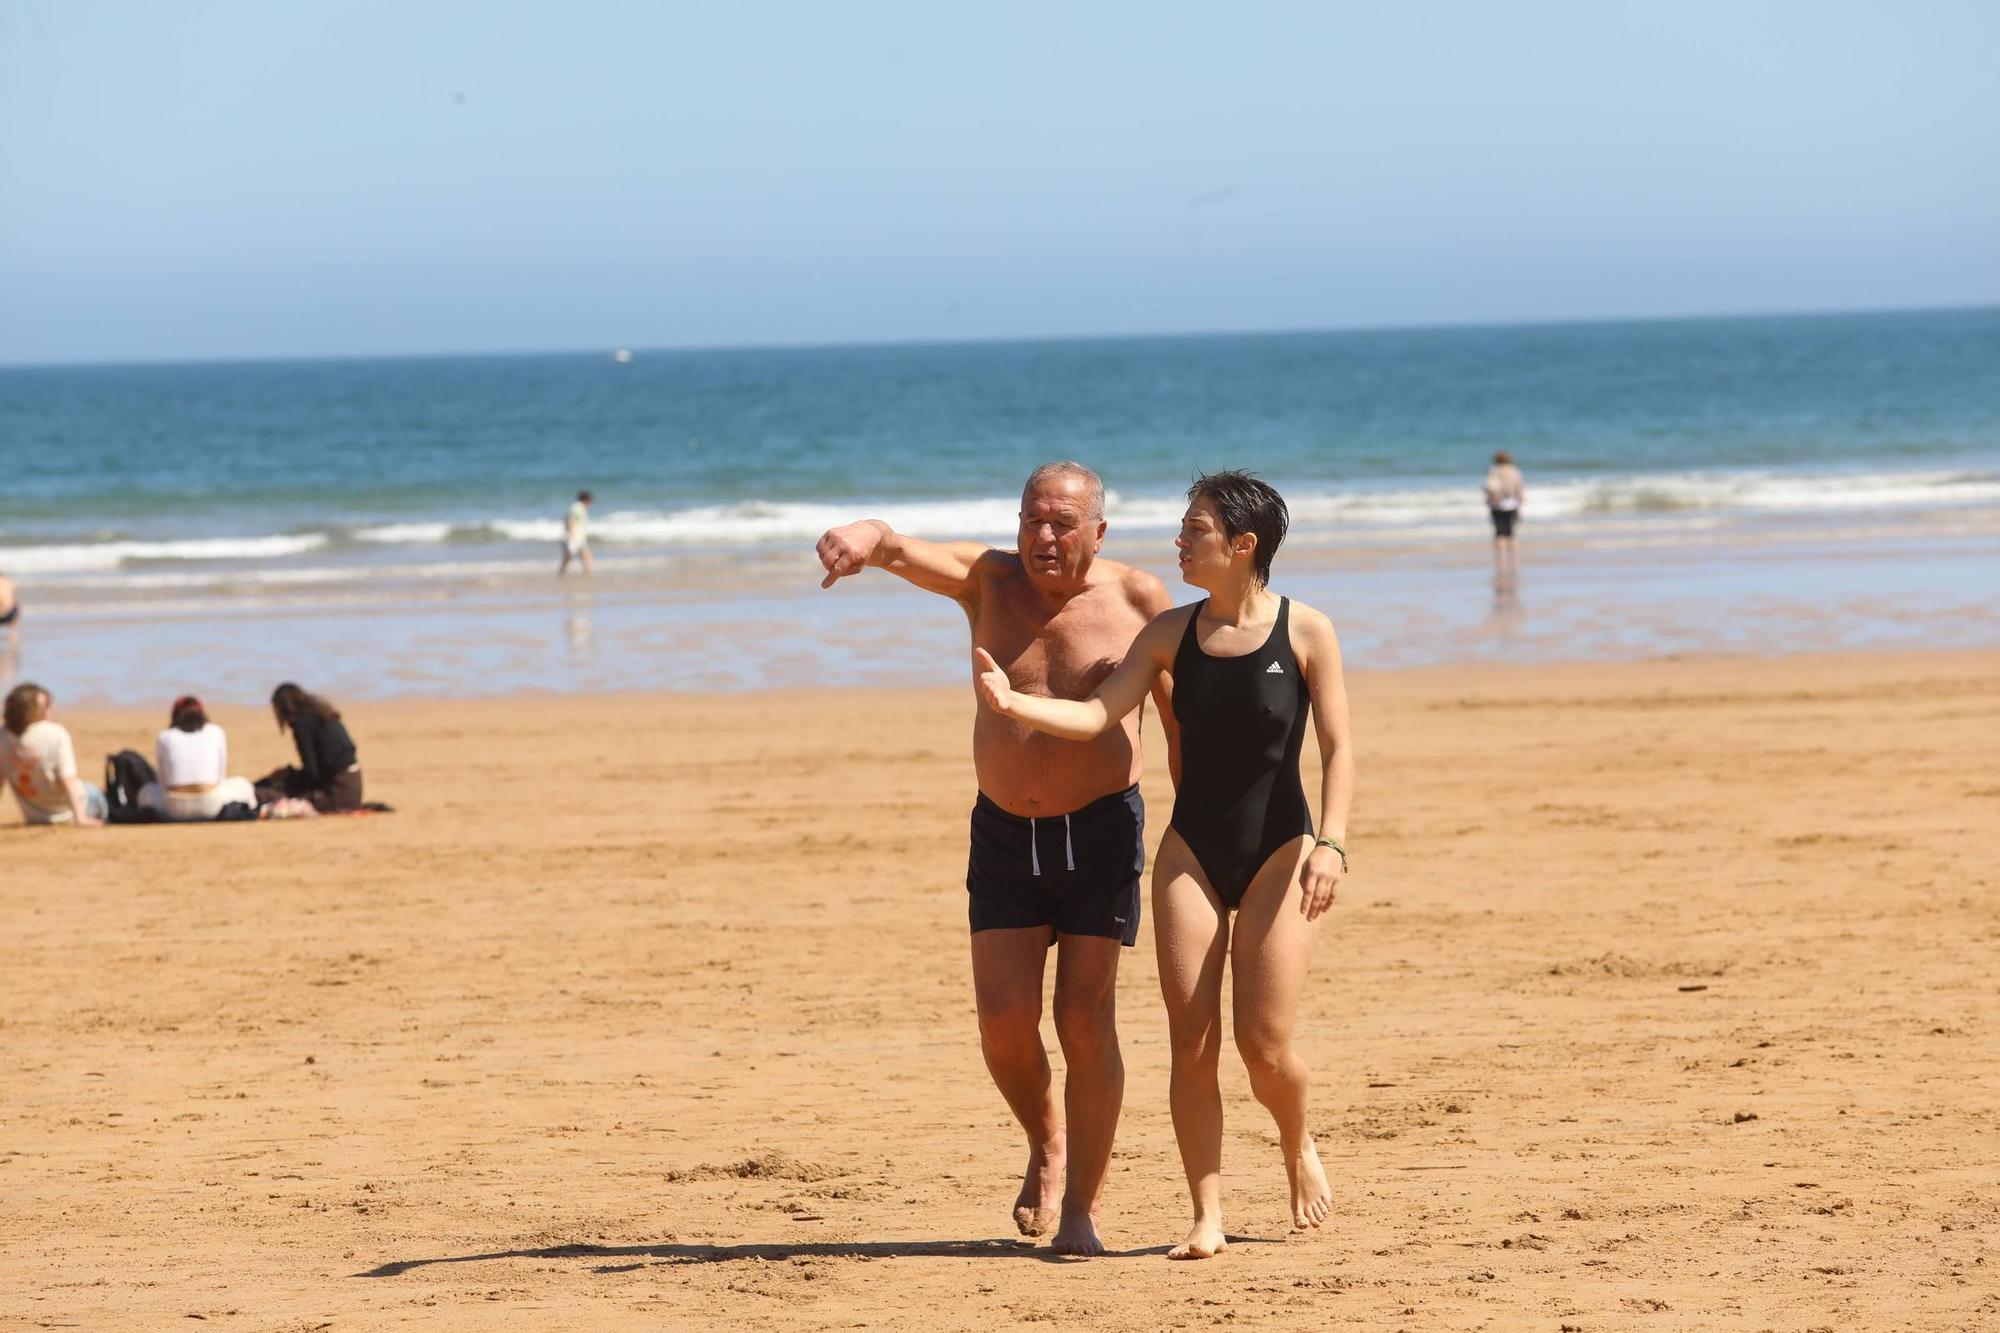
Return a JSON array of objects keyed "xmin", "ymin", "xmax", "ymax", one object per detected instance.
[
  {"xmin": 973, "ymin": 607, "xmax": 1184, "ymax": 740},
  {"xmin": 1293, "ymin": 603, "xmax": 1354, "ymax": 921}
]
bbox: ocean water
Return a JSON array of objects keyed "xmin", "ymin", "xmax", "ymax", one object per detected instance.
[{"xmin": 4, "ymin": 307, "xmax": 1999, "ymax": 701}]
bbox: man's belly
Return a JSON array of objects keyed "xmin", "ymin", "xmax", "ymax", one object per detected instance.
[{"xmin": 972, "ymin": 719, "xmax": 1144, "ymax": 817}]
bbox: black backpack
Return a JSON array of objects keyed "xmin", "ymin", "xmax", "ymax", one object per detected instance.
[{"xmin": 103, "ymin": 750, "xmax": 161, "ymax": 824}]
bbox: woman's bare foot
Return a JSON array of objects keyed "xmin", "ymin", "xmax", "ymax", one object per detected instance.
[
  {"xmin": 1167, "ymin": 1215, "xmax": 1228, "ymax": 1260},
  {"xmin": 1012, "ymin": 1138, "xmax": 1064, "ymax": 1237},
  {"xmin": 1286, "ymin": 1136, "xmax": 1333, "ymax": 1229},
  {"xmin": 1049, "ymin": 1205, "xmax": 1105, "ymax": 1257}
]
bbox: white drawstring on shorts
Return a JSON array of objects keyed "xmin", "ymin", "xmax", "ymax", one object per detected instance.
[{"xmin": 1028, "ymin": 814, "xmax": 1076, "ymax": 876}]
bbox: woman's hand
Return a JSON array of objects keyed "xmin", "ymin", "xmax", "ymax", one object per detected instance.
[
  {"xmin": 1298, "ymin": 844, "xmax": 1343, "ymax": 921},
  {"xmin": 972, "ymin": 647, "xmax": 1014, "ymax": 714}
]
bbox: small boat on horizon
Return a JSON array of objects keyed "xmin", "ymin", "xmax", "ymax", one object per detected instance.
[{"xmin": 612, "ymin": 348, "xmax": 633, "ymax": 364}]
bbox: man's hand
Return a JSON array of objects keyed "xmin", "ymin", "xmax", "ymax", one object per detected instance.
[
  {"xmin": 1298, "ymin": 844, "xmax": 1343, "ymax": 921},
  {"xmin": 816, "ymin": 521, "xmax": 885, "ymax": 588},
  {"xmin": 972, "ymin": 647, "xmax": 1014, "ymax": 714}
]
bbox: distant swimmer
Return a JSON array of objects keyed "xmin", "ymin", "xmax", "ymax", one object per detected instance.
[
  {"xmin": 973, "ymin": 471, "xmax": 1355, "ymax": 1260},
  {"xmin": 1484, "ymin": 450, "xmax": 1525, "ymax": 578},
  {"xmin": 815, "ymin": 462, "xmax": 1180, "ymax": 1257},
  {"xmin": 558, "ymin": 490, "xmax": 594, "ymax": 576}
]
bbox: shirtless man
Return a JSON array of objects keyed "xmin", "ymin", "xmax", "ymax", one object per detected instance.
[{"xmin": 816, "ymin": 461, "xmax": 1177, "ymax": 1256}]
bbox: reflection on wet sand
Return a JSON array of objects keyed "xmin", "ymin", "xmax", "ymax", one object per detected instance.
[
  {"xmin": 1489, "ymin": 569, "xmax": 1524, "ymax": 637},
  {"xmin": 564, "ymin": 594, "xmax": 595, "ymax": 666}
]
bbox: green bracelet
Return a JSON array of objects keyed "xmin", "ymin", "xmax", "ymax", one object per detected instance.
[{"xmin": 1314, "ymin": 836, "xmax": 1348, "ymax": 873}]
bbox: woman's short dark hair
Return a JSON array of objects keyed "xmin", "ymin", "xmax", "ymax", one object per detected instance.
[
  {"xmin": 1186, "ymin": 470, "xmax": 1289, "ymax": 586},
  {"xmin": 270, "ymin": 682, "xmax": 340, "ymax": 731},
  {"xmin": 170, "ymin": 695, "xmax": 208, "ymax": 733}
]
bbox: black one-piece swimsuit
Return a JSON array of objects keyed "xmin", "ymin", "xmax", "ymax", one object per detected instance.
[{"xmin": 1168, "ymin": 597, "xmax": 1314, "ymax": 909}]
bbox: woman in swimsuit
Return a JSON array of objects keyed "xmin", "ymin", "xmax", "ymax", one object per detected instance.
[{"xmin": 974, "ymin": 470, "xmax": 1354, "ymax": 1260}]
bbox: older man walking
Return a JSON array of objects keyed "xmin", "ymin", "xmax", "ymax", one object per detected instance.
[{"xmin": 815, "ymin": 461, "xmax": 1176, "ymax": 1255}]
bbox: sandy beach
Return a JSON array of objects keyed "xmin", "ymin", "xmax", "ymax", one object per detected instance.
[{"xmin": 3, "ymin": 649, "xmax": 1996, "ymax": 1331}]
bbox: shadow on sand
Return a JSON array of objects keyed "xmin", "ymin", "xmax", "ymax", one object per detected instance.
[{"xmin": 355, "ymin": 1233, "xmax": 1279, "ymax": 1277}]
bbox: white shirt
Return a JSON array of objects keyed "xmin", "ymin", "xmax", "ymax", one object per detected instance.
[
  {"xmin": 157, "ymin": 723, "xmax": 229, "ymax": 788},
  {"xmin": 565, "ymin": 501, "xmax": 590, "ymax": 541},
  {"xmin": 1484, "ymin": 464, "xmax": 1524, "ymax": 512},
  {"xmin": 2, "ymin": 719, "xmax": 80, "ymax": 823}
]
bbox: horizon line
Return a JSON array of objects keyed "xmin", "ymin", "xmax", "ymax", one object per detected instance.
[{"xmin": 3, "ymin": 299, "xmax": 1995, "ymax": 372}]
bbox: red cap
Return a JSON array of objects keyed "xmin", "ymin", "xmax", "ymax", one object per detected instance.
[{"xmin": 171, "ymin": 695, "xmax": 202, "ymax": 715}]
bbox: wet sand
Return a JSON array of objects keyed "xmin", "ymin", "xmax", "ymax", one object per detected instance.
[
  {"xmin": 3, "ymin": 650, "xmax": 1996, "ymax": 1330},
  {"xmin": 18, "ymin": 512, "xmax": 2000, "ymax": 705}
]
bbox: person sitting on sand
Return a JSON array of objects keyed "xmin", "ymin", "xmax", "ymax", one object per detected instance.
[
  {"xmin": 973, "ymin": 470, "xmax": 1354, "ymax": 1260},
  {"xmin": 558, "ymin": 490, "xmax": 594, "ymax": 576},
  {"xmin": 1483, "ymin": 450, "xmax": 1525, "ymax": 576},
  {"xmin": 815, "ymin": 461, "xmax": 1179, "ymax": 1257},
  {"xmin": 2, "ymin": 682, "xmax": 106, "ymax": 827},
  {"xmin": 137, "ymin": 695, "xmax": 257, "ymax": 821},
  {"xmin": 253, "ymin": 683, "xmax": 364, "ymax": 812}
]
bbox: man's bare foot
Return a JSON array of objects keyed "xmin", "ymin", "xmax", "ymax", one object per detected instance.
[
  {"xmin": 1012, "ymin": 1139, "xmax": 1063, "ymax": 1237},
  {"xmin": 1049, "ymin": 1205, "xmax": 1105, "ymax": 1257},
  {"xmin": 1286, "ymin": 1136, "xmax": 1333, "ymax": 1229},
  {"xmin": 1167, "ymin": 1216, "xmax": 1227, "ymax": 1260}
]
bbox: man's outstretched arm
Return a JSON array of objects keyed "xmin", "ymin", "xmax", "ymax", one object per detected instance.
[{"xmin": 816, "ymin": 520, "xmax": 993, "ymax": 603}]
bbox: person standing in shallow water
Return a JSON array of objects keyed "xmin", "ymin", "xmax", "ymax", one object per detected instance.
[
  {"xmin": 974, "ymin": 470, "xmax": 1354, "ymax": 1260},
  {"xmin": 559, "ymin": 490, "xmax": 594, "ymax": 576},
  {"xmin": 1484, "ymin": 450, "xmax": 1525, "ymax": 579},
  {"xmin": 815, "ymin": 461, "xmax": 1179, "ymax": 1257}
]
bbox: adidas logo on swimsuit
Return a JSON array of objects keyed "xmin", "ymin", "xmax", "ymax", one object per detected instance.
[{"xmin": 1265, "ymin": 661, "xmax": 1284, "ymax": 674}]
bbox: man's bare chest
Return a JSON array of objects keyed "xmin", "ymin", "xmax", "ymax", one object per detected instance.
[{"xmin": 977, "ymin": 596, "xmax": 1144, "ymax": 701}]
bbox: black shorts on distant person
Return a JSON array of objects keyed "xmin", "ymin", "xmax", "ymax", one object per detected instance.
[
  {"xmin": 1490, "ymin": 507, "xmax": 1519, "ymax": 537},
  {"xmin": 967, "ymin": 785, "xmax": 1144, "ymax": 947}
]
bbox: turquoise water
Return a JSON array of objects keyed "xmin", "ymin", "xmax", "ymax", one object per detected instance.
[{"xmin": 3, "ymin": 307, "xmax": 1998, "ymax": 700}]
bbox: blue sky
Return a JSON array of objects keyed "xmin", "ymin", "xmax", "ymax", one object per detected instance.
[{"xmin": 2, "ymin": 0, "xmax": 1997, "ymax": 363}]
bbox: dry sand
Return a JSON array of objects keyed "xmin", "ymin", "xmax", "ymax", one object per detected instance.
[{"xmin": 3, "ymin": 651, "xmax": 1996, "ymax": 1331}]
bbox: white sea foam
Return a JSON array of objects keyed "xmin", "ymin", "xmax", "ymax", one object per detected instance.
[
  {"xmin": 598, "ymin": 468, "xmax": 2000, "ymax": 542},
  {"xmin": 0, "ymin": 533, "xmax": 329, "ymax": 574},
  {"xmin": 6, "ymin": 466, "xmax": 1995, "ymax": 582},
  {"xmin": 45, "ymin": 557, "xmax": 596, "ymax": 595},
  {"xmin": 353, "ymin": 522, "xmax": 455, "ymax": 544},
  {"xmin": 1535, "ymin": 468, "xmax": 2000, "ymax": 518}
]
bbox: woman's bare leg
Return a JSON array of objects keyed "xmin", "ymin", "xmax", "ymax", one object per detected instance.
[
  {"xmin": 1230, "ymin": 835, "xmax": 1333, "ymax": 1229},
  {"xmin": 1153, "ymin": 828, "xmax": 1232, "ymax": 1259}
]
